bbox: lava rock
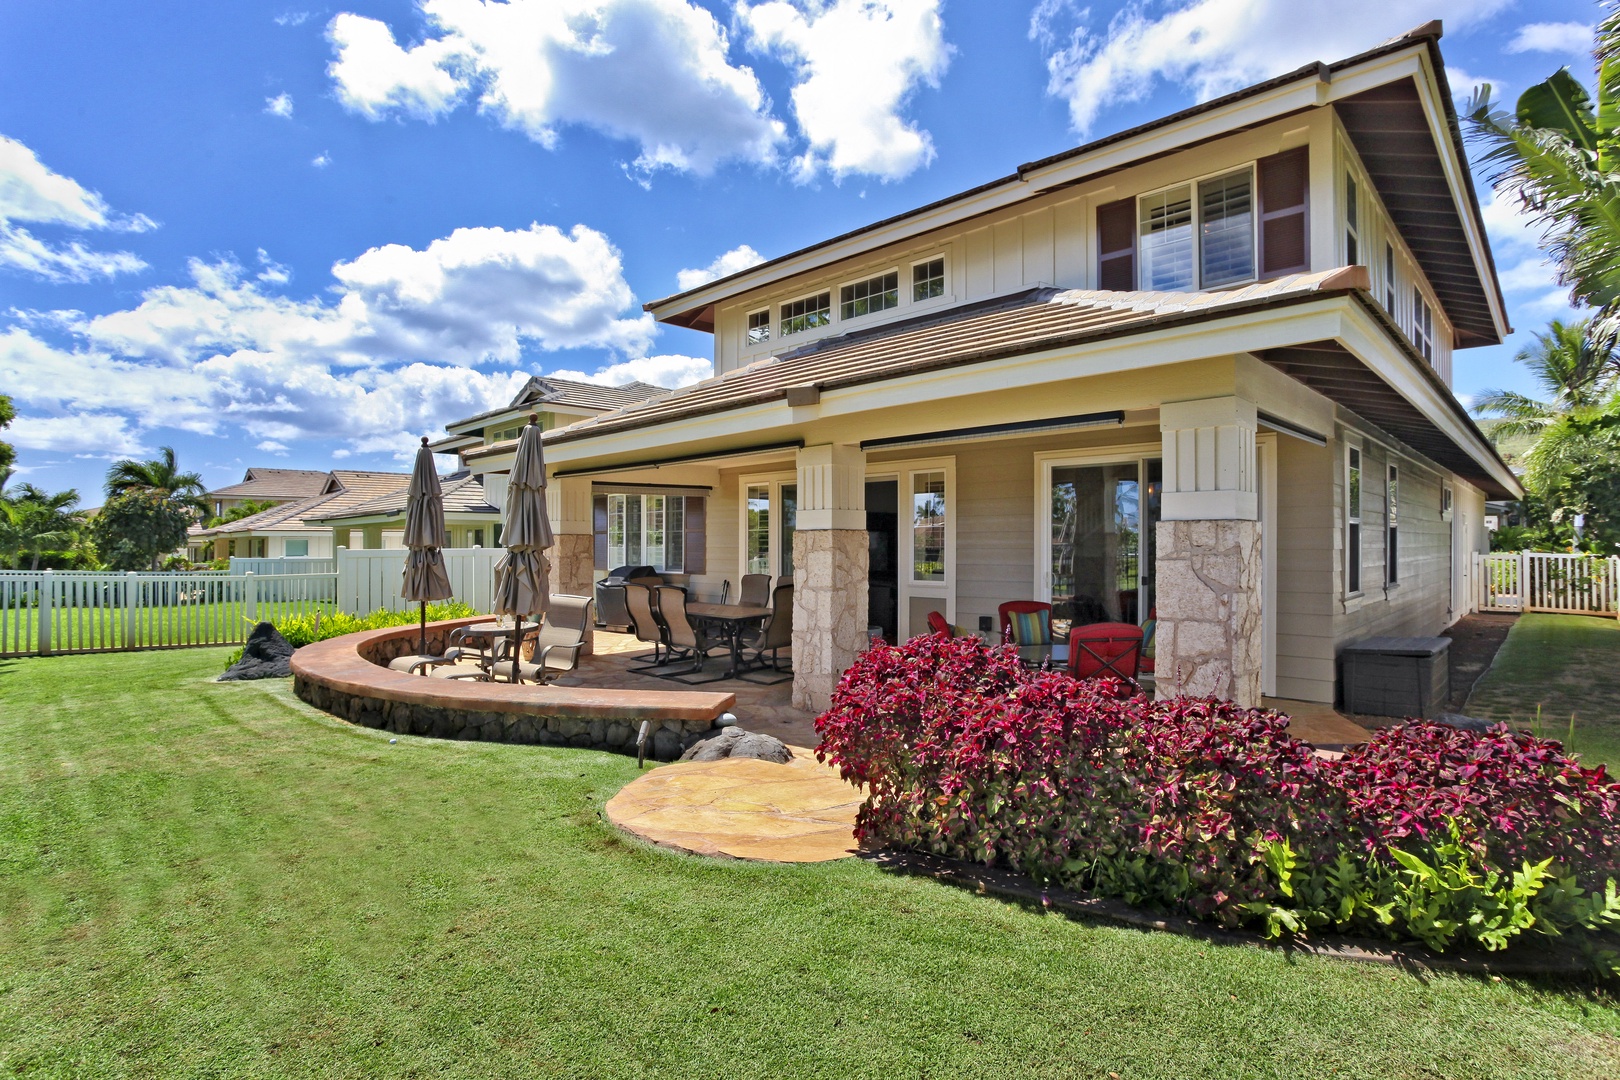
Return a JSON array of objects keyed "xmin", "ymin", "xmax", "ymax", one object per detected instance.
[
  {"xmin": 220, "ymin": 622, "xmax": 296, "ymax": 680},
  {"xmin": 679, "ymin": 726, "xmax": 793, "ymax": 764},
  {"xmin": 1435, "ymin": 712, "xmax": 1497, "ymax": 733}
]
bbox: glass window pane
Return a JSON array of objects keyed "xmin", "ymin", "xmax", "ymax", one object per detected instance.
[
  {"xmin": 607, "ymin": 495, "xmax": 625, "ymax": 568},
  {"xmin": 912, "ymin": 257, "xmax": 944, "ymax": 301},
  {"xmin": 645, "ymin": 495, "xmax": 664, "ymax": 571},
  {"xmin": 746, "ymin": 485, "xmax": 770, "ymax": 575},
  {"xmin": 1198, "ymin": 171, "xmax": 1253, "ymax": 287},
  {"xmin": 1049, "ymin": 462, "xmax": 1140, "ymax": 624},
  {"xmin": 839, "ymin": 272, "xmax": 899, "ymax": 320},
  {"xmin": 625, "ymin": 495, "xmax": 642, "ymax": 565},
  {"xmin": 666, "ymin": 497, "xmax": 684, "ymax": 572},
  {"xmin": 1139, "ymin": 187, "xmax": 1194, "ymax": 290},
  {"xmin": 747, "ymin": 309, "xmax": 770, "ymax": 345},
  {"xmin": 912, "ymin": 472, "xmax": 946, "ymax": 582},
  {"xmin": 780, "ymin": 292, "xmax": 831, "ymax": 336}
]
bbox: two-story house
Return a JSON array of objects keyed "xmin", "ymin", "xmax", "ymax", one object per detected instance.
[{"xmin": 465, "ymin": 22, "xmax": 1518, "ymax": 714}]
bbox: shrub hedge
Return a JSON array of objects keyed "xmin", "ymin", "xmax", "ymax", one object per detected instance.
[
  {"xmin": 223, "ymin": 600, "xmax": 478, "ymax": 668},
  {"xmin": 815, "ymin": 634, "xmax": 1620, "ymax": 965}
]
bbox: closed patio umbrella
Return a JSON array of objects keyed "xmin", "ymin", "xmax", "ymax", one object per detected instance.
[
  {"xmin": 492, "ymin": 415, "xmax": 552, "ymax": 682},
  {"xmin": 401, "ymin": 436, "xmax": 455, "ymax": 656}
]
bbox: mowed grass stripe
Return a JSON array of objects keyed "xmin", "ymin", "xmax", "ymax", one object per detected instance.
[{"xmin": 0, "ymin": 650, "xmax": 1617, "ymax": 1079}]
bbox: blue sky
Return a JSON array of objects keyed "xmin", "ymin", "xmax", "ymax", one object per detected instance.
[{"xmin": 0, "ymin": 0, "xmax": 1598, "ymax": 500}]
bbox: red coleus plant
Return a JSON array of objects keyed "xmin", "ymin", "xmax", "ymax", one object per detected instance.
[{"xmin": 816, "ymin": 633, "xmax": 1620, "ymax": 933}]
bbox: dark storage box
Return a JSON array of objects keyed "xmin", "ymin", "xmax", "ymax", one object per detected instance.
[{"xmin": 1341, "ymin": 636, "xmax": 1450, "ymax": 719}]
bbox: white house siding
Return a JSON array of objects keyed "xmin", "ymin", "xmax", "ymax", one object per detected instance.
[
  {"xmin": 709, "ymin": 113, "xmax": 1346, "ymax": 376},
  {"xmin": 1273, "ymin": 435, "xmax": 1339, "ymax": 702}
]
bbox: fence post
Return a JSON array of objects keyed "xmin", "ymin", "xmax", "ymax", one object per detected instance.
[
  {"xmin": 37, "ymin": 570, "xmax": 53, "ymax": 656},
  {"xmin": 124, "ymin": 571, "xmax": 139, "ymax": 650},
  {"xmin": 245, "ymin": 571, "xmax": 258, "ymax": 626}
]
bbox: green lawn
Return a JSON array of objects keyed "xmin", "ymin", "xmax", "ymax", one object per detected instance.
[
  {"xmin": 1466, "ymin": 614, "xmax": 1620, "ymax": 769},
  {"xmin": 0, "ymin": 600, "xmax": 335, "ymax": 654},
  {"xmin": 2, "ymin": 652, "xmax": 1618, "ymax": 1079}
]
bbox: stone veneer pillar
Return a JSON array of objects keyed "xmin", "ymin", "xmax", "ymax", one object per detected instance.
[
  {"xmin": 791, "ymin": 444, "xmax": 869, "ymax": 714},
  {"xmin": 546, "ymin": 476, "xmax": 596, "ymax": 655},
  {"xmin": 1155, "ymin": 396, "xmax": 1263, "ymax": 707}
]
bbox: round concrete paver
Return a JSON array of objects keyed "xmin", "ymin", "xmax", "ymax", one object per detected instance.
[{"xmin": 605, "ymin": 747, "xmax": 862, "ymax": 862}]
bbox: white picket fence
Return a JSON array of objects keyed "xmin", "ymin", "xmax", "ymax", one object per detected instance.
[
  {"xmin": 1472, "ymin": 552, "xmax": 1620, "ymax": 616},
  {"xmin": 229, "ymin": 556, "xmax": 338, "ymax": 576},
  {"xmin": 0, "ymin": 570, "xmax": 336, "ymax": 657},
  {"xmin": 335, "ymin": 546, "xmax": 500, "ymax": 615}
]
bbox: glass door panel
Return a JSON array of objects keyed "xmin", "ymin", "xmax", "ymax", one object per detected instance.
[{"xmin": 1048, "ymin": 460, "xmax": 1156, "ymax": 627}]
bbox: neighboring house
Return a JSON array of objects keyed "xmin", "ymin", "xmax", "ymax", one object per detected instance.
[
  {"xmin": 186, "ymin": 467, "xmax": 332, "ymax": 561},
  {"xmin": 191, "ymin": 470, "xmax": 412, "ymax": 560},
  {"xmin": 306, "ymin": 471, "xmax": 500, "ymax": 549},
  {"xmin": 464, "ymin": 23, "xmax": 1518, "ymax": 714}
]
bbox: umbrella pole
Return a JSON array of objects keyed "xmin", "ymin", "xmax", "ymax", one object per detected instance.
[
  {"xmin": 419, "ymin": 600, "xmax": 427, "ymax": 657},
  {"xmin": 512, "ymin": 620, "xmax": 522, "ymax": 684}
]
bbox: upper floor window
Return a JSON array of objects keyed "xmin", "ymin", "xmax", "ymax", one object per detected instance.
[
  {"xmin": 913, "ymin": 257, "xmax": 945, "ymax": 301},
  {"xmin": 1138, "ymin": 168, "xmax": 1254, "ymax": 291},
  {"xmin": 1345, "ymin": 444, "xmax": 1363, "ymax": 596},
  {"xmin": 746, "ymin": 309, "xmax": 770, "ymax": 346},
  {"xmin": 1411, "ymin": 288, "xmax": 1434, "ymax": 363},
  {"xmin": 1383, "ymin": 243, "xmax": 1396, "ymax": 312},
  {"xmin": 1344, "ymin": 173, "xmax": 1360, "ymax": 265},
  {"xmin": 780, "ymin": 291, "xmax": 831, "ymax": 337},
  {"xmin": 1386, "ymin": 463, "xmax": 1400, "ymax": 587},
  {"xmin": 840, "ymin": 271, "xmax": 898, "ymax": 321}
]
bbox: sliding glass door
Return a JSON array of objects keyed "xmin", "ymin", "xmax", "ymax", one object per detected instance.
[{"xmin": 1040, "ymin": 452, "xmax": 1161, "ymax": 629}]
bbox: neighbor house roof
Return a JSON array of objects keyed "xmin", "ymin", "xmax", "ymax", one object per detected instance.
[
  {"xmin": 647, "ymin": 22, "xmax": 1506, "ymax": 348},
  {"xmin": 443, "ymin": 376, "xmax": 670, "ymax": 431},
  {"xmin": 307, "ymin": 473, "xmax": 496, "ymax": 524},
  {"xmin": 207, "ymin": 467, "xmax": 332, "ymax": 501},
  {"xmin": 201, "ymin": 470, "xmax": 412, "ymax": 536},
  {"xmin": 468, "ymin": 267, "xmax": 1515, "ymax": 496}
]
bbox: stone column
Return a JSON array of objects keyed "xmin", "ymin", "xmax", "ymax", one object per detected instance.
[
  {"xmin": 791, "ymin": 444, "xmax": 869, "ymax": 714},
  {"xmin": 546, "ymin": 475, "xmax": 596, "ymax": 654},
  {"xmin": 1155, "ymin": 396, "xmax": 1263, "ymax": 707}
]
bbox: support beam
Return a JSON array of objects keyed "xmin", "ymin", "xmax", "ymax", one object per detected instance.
[
  {"xmin": 790, "ymin": 444, "xmax": 869, "ymax": 714},
  {"xmin": 547, "ymin": 476, "xmax": 596, "ymax": 654}
]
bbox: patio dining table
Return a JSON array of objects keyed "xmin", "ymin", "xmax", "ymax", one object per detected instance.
[
  {"xmin": 687, "ymin": 602, "xmax": 771, "ymax": 680},
  {"xmin": 458, "ymin": 620, "xmax": 540, "ymax": 680}
]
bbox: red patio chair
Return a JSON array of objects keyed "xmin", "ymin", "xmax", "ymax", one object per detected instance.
[
  {"xmin": 998, "ymin": 601, "xmax": 1052, "ymax": 646},
  {"xmin": 1068, "ymin": 621, "xmax": 1144, "ymax": 681},
  {"xmin": 926, "ymin": 610, "xmax": 954, "ymax": 638}
]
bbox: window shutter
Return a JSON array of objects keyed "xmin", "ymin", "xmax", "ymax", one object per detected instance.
[
  {"xmin": 593, "ymin": 495, "xmax": 608, "ymax": 569},
  {"xmin": 1257, "ymin": 147, "xmax": 1309, "ymax": 277},
  {"xmin": 1096, "ymin": 198, "xmax": 1136, "ymax": 290},
  {"xmin": 682, "ymin": 497, "xmax": 706, "ymax": 576}
]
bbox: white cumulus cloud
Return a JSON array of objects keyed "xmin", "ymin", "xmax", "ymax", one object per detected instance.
[
  {"xmin": 1507, "ymin": 22, "xmax": 1593, "ymax": 54},
  {"xmin": 548, "ymin": 352, "xmax": 711, "ymax": 390},
  {"xmin": 0, "ymin": 133, "xmax": 154, "ymax": 283},
  {"xmin": 738, "ymin": 0, "xmax": 951, "ymax": 182},
  {"xmin": 265, "ymin": 92, "xmax": 295, "ymax": 118},
  {"xmin": 1030, "ymin": 0, "xmax": 1514, "ymax": 137},
  {"xmin": 5, "ymin": 411, "xmax": 149, "ymax": 457},
  {"xmin": 676, "ymin": 244, "xmax": 765, "ymax": 291},
  {"xmin": 327, "ymin": 0, "xmax": 786, "ymax": 175},
  {"xmin": 2, "ymin": 218, "xmax": 688, "ymax": 456}
]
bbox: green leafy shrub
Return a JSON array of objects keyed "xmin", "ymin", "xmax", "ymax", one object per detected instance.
[
  {"xmin": 817, "ymin": 633, "xmax": 1620, "ymax": 969},
  {"xmin": 224, "ymin": 601, "xmax": 478, "ymax": 667}
]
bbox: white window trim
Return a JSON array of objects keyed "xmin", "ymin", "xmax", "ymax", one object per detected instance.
[
  {"xmin": 837, "ymin": 266, "xmax": 902, "ymax": 323},
  {"xmin": 737, "ymin": 472, "xmax": 797, "ymax": 581},
  {"xmin": 607, "ymin": 492, "xmax": 684, "ymax": 574},
  {"xmin": 1385, "ymin": 461, "xmax": 1400, "ymax": 590},
  {"xmin": 1134, "ymin": 163, "xmax": 1259, "ymax": 292},
  {"xmin": 745, "ymin": 307, "xmax": 771, "ymax": 347},
  {"xmin": 867, "ymin": 455, "xmax": 956, "ymax": 641},
  {"xmin": 1344, "ymin": 436, "xmax": 1364, "ymax": 601},
  {"xmin": 909, "ymin": 253, "xmax": 950, "ymax": 306},
  {"xmin": 1343, "ymin": 169, "xmax": 1361, "ymax": 265}
]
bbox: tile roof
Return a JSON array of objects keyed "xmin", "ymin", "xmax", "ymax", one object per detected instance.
[
  {"xmin": 445, "ymin": 376, "xmax": 670, "ymax": 430},
  {"xmin": 203, "ymin": 470, "xmax": 411, "ymax": 535},
  {"xmin": 476, "ymin": 270, "xmax": 1368, "ymax": 453},
  {"xmin": 309, "ymin": 473, "xmax": 496, "ymax": 522},
  {"xmin": 207, "ymin": 467, "xmax": 332, "ymax": 501}
]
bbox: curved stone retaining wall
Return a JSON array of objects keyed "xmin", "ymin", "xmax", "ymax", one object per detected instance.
[{"xmin": 290, "ymin": 618, "xmax": 734, "ymax": 761}]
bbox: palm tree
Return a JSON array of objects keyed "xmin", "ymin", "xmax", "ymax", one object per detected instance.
[
  {"xmin": 104, "ymin": 446, "xmax": 209, "ymax": 519},
  {"xmin": 1466, "ymin": 7, "xmax": 1620, "ymax": 332},
  {"xmin": 206, "ymin": 499, "xmax": 276, "ymax": 528},
  {"xmin": 0, "ymin": 484, "xmax": 82, "ymax": 570},
  {"xmin": 1473, "ymin": 318, "xmax": 1619, "ymax": 440}
]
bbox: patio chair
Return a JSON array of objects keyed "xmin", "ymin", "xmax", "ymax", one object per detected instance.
[
  {"xmin": 926, "ymin": 610, "xmax": 954, "ymax": 638},
  {"xmin": 623, "ymin": 581, "xmax": 669, "ymax": 668},
  {"xmin": 1067, "ymin": 621, "xmax": 1144, "ymax": 682},
  {"xmin": 998, "ymin": 601, "xmax": 1053, "ymax": 647},
  {"xmin": 738, "ymin": 573, "xmax": 772, "ymax": 609},
  {"xmin": 739, "ymin": 583, "xmax": 794, "ymax": 684},
  {"xmin": 387, "ymin": 625, "xmax": 484, "ymax": 676},
  {"xmin": 488, "ymin": 595, "xmax": 595, "ymax": 685},
  {"xmin": 653, "ymin": 585, "xmax": 728, "ymax": 683}
]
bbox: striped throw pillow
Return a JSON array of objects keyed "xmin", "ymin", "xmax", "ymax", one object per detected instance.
[{"xmin": 1008, "ymin": 609, "xmax": 1051, "ymax": 646}]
